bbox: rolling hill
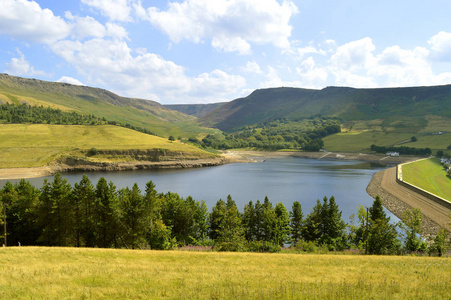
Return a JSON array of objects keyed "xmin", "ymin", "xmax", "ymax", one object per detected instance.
[
  {"xmin": 0, "ymin": 124, "xmax": 217, "ymax": 169},
  {"xmin": 0, "ymin": 73, "xmax": 218, "ymax": 138},
  {"xmin": 186, "ymin": 86, "xmax": 451, "ymax": 132}
]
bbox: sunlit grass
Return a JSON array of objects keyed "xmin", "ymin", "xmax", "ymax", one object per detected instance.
[
  {"xmin": 0, "ymin": 124, "xmax": 214, "ymax": 168},
  {"xmin": 0, "ymin": 247, "xmax": 450, "ymax": 299},
  {"xmin": 324, "ymin": 130, "xmax": 450, "ymax": 154},
  {"xmin": 402, "ymin": 158, "xmax": 451, "ymax": 201}
]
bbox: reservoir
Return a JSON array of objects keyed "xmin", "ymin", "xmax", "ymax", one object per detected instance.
[{"xmin": 0, "ymin": 157, "xmax": 399, "ymax": 222}]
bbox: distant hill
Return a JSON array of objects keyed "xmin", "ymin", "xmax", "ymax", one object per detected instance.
[
  {"xmin": 0, "ymin": 74, "xmax": 217, "ymax": 138},
  {"xmin": 199, "ymin": 86, "xmax": 451, "ymax": 132},
  {"xmin": 164, "ymin": 103, "xmax": 226, "ymax": 118}
]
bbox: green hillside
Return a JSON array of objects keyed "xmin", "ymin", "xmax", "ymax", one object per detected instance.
[
  {"xmin": 164, "ymin": 102, "xmax": 226, "ymax": 118},
  {"xmin": 199, "ymin": 86, "xmax": 451, "ymax": 133},
  {"xmin": 0, "ymin": 124, "xmax": 214, "ymax": 168},
  {"xmin": 0, "ymin": 74, "xmax": 218, "ymax": 138}
]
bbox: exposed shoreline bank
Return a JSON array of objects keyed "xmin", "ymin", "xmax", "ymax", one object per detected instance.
[
  {"xmin": 0, "ymin": 150, "xmax": 422, "ymax": 180},
  {"xmin": 0, "ymin": 157, "xmax": 226, "ymax": 180}
]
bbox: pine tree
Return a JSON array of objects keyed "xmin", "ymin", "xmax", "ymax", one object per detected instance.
[
  {"xmin": 72, "ymin": 175, "xmax": 96, "ymax": 247},
  {"xmin": 117, "ymin": 184, "xmax": 147, "ymax": 249},
  {"xmin": 262, "ymin": 196, "xmax": 275, "ymax": 242},
  {"xmin": 215, "ymin": 197, "xmax": 246, "ymax": 251},
  {"xmin": 273, "ymin": 203, "xmax": 291, "ymax": 246},
  {"xmin": 94, "ymin": 177, "xmax": 118, "ymax": 248},
  {"xmin": 368, "ymin": 196, "xmax": 400, "ymax": 255},
  {"xmin": 209, "ymin": 199, "xmax": 226, "ymax": 240},
  {"xmin": 302, "ymin": 199, "xmax": 322, "ymax": 242},
  {"xmin": 290, "ymin": 201, "xmax": 303, "ymax": 244},
  {"xmin": 243, "ymin": 201, "xmax": 256, "ymax": 241}
]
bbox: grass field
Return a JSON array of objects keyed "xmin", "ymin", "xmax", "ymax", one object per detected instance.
[
  {"xmin": 324, "ymin": 130, "xmax": 450, "ymax": 154},
  {"xmin": 0, "ymin": 247, "xmax": 450, "ymax": 299},
  {"xmin": 402, "ymin": 158, "xmax": 451, "ymax": 201},
  {"xmin": 0, "ymin": 124, "xmax": 213, "ymax": 168}
]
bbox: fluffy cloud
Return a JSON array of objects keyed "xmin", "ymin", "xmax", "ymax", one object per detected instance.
[
  {"xmin": 428, "ymin": 31, "xmax": 451, "ymax": 61},
  {"xmin": 57, "ymin": 76, "xmax": 85, "ymax": 86},
  {"xmin": 81, "ymin": 0, "xmax": 136, "ymax": 22},
  {"xmin": 65, "ymin": 12, "xmax": 129, "ymax": 40},
  {"xmin": 5, "ymin": 50, "xmax": 46, "ymax": 76},
  {"xmin": 0, "ymin": 0, "xmax": 71, "ymax": 44},
  {"xmin": 296, "ymin": 57, "xmax": 328, "ymax": 88},
  {"xmin": 331, "ymin": 37, "xmax": 376, "ymax": 71},
  {"xmin": 145, "ymin": 0, "xmax": 298, "ymax": 54},
  {"xmin": 51, "ymin": 38, "xmax": 245, "ymax": 103},
  {"xmin": 242, "ymin": 61, "xmax": 262, "ymax": 74}
]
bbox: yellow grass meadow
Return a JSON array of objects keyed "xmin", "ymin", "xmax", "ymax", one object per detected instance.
[
  {"xmin": 0, "ymin": 124, "xmax": 213, "ymax": 168},
  {"xmin": 0, "ymin": 247, "xmax": 450, "ymax": 299}
]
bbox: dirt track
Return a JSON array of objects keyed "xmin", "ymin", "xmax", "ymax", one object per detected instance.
[{"xmin": 367, "ymin": 167, "xmax": 450, "ymax": 238}]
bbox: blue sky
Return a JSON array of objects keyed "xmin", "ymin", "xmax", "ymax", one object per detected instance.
[{"xmin": 1, "ymin": 0, "xmax": 451, "ymax": 104}]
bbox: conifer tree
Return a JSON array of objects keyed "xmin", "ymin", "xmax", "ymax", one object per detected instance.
[
  {"xmin": 368, "ymin": 196, "xmax": 400, "ymax": 255},
  {"xmin": 290, "ymin": 201, "xmax": 303, "ymax": 244},
  {"xmin": 273, "ymin": 203, "xmax": 291, "ymax": 246},
  {"xmin": 72, "ymin": 175, "xmax": 96, "ymax": 247},
  {"xmin": 94, "ymin": 177, "xmax": 118, "ymax": 248}
]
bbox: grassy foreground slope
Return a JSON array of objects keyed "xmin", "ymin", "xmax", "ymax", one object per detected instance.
[
  {"xmin": 402, "ymin": 158, "xmax": 451, "ymax": 201},
  {"xmin": 1, "ymin": 247, "xmax": 450, "ymax": 299},
  {"xmin": 0, "ymin": 124, "xmax": 214, "ymax": 168},
  {"xmin": 0, "ymin": 74, "xmax": 219, "ymax": 138}
]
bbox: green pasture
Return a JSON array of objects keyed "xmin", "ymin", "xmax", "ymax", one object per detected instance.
[
  {"xmin": 0, "ymin": 247, "xmax": 449, "ymax": 299},
  {"xmin": 402, "ymin": 158, "xmax": 451, "ymax": 201},
  {"xmin": 0, "ymin": 124, "xmax": 213, "ymax": 168},
  {"xmin": 324, "ymin": 130, "xmax": 450, "ymax": 154}
]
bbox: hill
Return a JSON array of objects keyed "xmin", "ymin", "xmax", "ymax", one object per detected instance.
[
  {"xmin": 164, "ymin": 102, "xmax": 226, "ymax": 118},
  {"xmin": 1, "ymin": 247, "xmax": 450, "ymax": 299},
  {"xmin": 0, "ymin": 74, "xmax": 218, "ymax": 138},
  {"xmin": 199, "ymin": 85, "xmax": 451, "ymax": 133},
  {"xmin": 0, "ymin": 124, "xmax": 217, "ymax": 169}
]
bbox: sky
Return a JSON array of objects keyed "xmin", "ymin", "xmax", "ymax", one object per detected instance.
[{"xmin": 1, "ymin": 0, "xmax": 451, "ymax": 104}]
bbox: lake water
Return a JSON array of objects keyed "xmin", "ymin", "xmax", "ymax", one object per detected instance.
[{"xmin": 0, "ymin": 157, "xmax": 399, "ymax": 222}]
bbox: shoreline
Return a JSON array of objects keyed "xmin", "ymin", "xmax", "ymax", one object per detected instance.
[
  {"xmin": 0, "ymin": 150, "xmax": 422, "ymax": 180},
  {"xmin": 0, "ymin": 157, "xmax": 226, "ymax": 180},
  {"xmin": 221, "ymin": 150, "xmax": 422, "ymax": 164}
]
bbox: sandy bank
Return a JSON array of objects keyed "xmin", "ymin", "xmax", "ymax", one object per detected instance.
[
  {"xmin": 221, "ymin": 150, "xmax": 422, "ymax": 164},
  {"xmin": 0, "ymin": 157, "xmax": 226, "ymax": 180}
]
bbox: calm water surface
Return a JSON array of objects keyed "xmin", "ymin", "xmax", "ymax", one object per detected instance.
[{"xmin": 1, "ymin": 157, "xmax": 399, "ymax": 222}]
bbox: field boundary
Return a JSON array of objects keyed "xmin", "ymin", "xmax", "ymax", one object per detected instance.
[{"xmin": 397, "ymin": 159, "xmax": 451, "ymax": 210}]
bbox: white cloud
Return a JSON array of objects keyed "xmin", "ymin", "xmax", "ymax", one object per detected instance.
[
  {"xmin": 145, "ymin": 0, "xmax": 298, "ymax": 54},
  {"xmin": 331, "ymin": 37, "xmax": 376, "ymax": 71},
  {"xmin": 51, "ymin": 38, "xmax": 245, "ymax": 103},
  {"xmin": 5, "ymin": 50, "xmax": 46, "ymax": 76},
  {"xmin": 428, "ymin": 31, "xmax": 451, "ymax": 61},
  {"xmin": 57, "ymin": 76, "xmax": 85, "ymax": 86},
  {"xmin": 65, "ymin": 12, "xmax": 129, "ymax": 40},
  {"xmin": 295, "ymin": 46, "xmax": 326, "ymax": 59},
  {"xmin": 242, "ymin": 61, "xmax": 262, "ymax": 74},
  {"xmin": 81, "ymin": 0, "xmax": 135, "ymax": 22},
  {"xmin": 296, "ymin": 57, "xmax": 328, "ymax": 88},
  {"xmin": 0, "ymin": 0, "xmax": 71, "ymax": 44}
]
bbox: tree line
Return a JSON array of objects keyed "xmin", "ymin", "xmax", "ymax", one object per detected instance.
[
  {"xmin": 190, "ymin": 116, "xmax": 341, "ymax": 151},
  {"xmin": 370, "ymin": 144, "xmax": 432, "ymax": 156},
  {"xmin": 0, "ymin": 174, "xmax": 449, "ymax": 255},
  {"xmin": 0, "ymin": 103, "xmax": 155, "ymax": 136}
]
